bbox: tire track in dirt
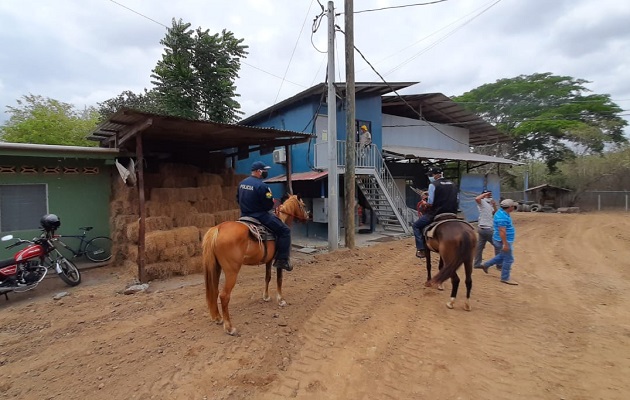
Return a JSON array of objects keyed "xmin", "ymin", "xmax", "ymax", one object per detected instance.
[{"xmin": 262, "ymin": 247, "xmax": 413, "ymax": 399}]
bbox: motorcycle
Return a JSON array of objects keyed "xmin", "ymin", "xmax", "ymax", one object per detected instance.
[{"xmin": 1, "ymin": 217, "xmax": 81, "ymax": 299}]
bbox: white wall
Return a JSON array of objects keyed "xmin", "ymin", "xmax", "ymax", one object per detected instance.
[{"xmin": 382, "ymin": 114, "xmax": 470, "ymax": 152}]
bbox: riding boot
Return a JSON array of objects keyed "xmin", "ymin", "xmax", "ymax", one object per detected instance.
[{"xmin": 273, "ymin": 258, "xmax": 293, "ymax": 272}]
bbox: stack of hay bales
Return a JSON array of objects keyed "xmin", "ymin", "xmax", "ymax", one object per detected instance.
[{"xmin": 110, "ymin": 163, "xmax": 247, "ymax": 280}]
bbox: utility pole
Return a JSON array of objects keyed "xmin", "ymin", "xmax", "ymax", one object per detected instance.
[
  {"xmin": 344, "ymin": 0, "xmax": 356, "ymax": 249},
  {"xmin": 326, "ymin": 1, "xmax": 339, "ymax": 250}
]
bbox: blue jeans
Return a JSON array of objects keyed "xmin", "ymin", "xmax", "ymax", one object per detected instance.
[
  {"xmin": 483, "ymin": 240, "xmax": 514, "ymax": 281},
  {"xmin": 249, "ymin": 212, "xmax": 291, "ymax": 260},
  {"xmin": 413, "ymin": 214, "xmax": 433, "ymax": 251},
  {"xmin": 474, "ymin": 227, "xmax": 497, "ymax": 267}
]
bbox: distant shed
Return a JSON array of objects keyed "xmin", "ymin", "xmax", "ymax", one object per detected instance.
[{"xmin": 525, "ymin": 184, "xmax": 573, "ymax": 208}]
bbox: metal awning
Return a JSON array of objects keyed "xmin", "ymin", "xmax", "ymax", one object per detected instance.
[
  {"xmin": 382, "ymin": 93, "xmax": 510, "ymax": 146},
  {"xmin": 383, "ymin": 145, "xmax": 522, "ymax": 165},
  {"xmin": 265, "ymin": 170, "xmax": 328, "ymax": 183}
]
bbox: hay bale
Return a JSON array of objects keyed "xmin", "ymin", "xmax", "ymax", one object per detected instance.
[
  {"xmin": 159, "ymin": 244, "xmax": 191, "ymax": 262},
  {"xmin": 159, "ymin": 163, "xmax": 201, "ymax": 177},
  {"xmin": 171, "ymin": 226, "xmax": 202, "ymax": 245},
  {"xmin": 187, "ymin": 256, "xmax": 203, "ymax": 274},
  {"xmin": 146, "ymin": 201, "xmax": 196, "ymax": 217},
  {"xmin": 222, "ymin": 186, "xmax": 238, "ymax": 202},
  {"xmin": 125, "ymin": 217, "xmax": 174, "ymax": 243},
  {"xmin": 213, "ymin": 209, "xmax": 240, "ymax": 224},
  {"xmin": 145, "ymin": 231, "xmax": 176, "ymax": 263},
  {"xmin": 197, "ymin": 173, "xmax": 223, "ymax": 186},
  {"xmin": 197, "ymin": 185, "xmax": 222, "ymax": 201},
  {"xmin": 144, "ymin": 262, "xmax": 181, "ymax": 280},
  {"xmin": 110, "ymin": 200, "xmax": 137, "ymax": 216},
  {"xmin": 194, "ymin": 200, "xmax": 219, "ymax": 213},
  {"xmin": 174, "ymin": 213, "xmax": 216, "ymax": 228}
]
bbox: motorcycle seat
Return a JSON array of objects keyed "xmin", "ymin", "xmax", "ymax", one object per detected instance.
[{"xmin": 0, "ymin": 258, "xmax": 16, "ymax": 268}]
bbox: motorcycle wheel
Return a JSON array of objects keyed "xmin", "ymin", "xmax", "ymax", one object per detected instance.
[
  {"xmin": 57, "ymin": 258, "xmax": 82, "ymax": 286},
  {"xmin": 85, "ymin": 237, "xmax": 112, "ymax": 262}
]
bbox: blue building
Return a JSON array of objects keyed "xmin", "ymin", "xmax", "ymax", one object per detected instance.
[{"xmin": 238, "ymin": 82, "xmax": 519, "ymax": 240}]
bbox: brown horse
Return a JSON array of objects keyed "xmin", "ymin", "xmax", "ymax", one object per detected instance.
[
  {"xmin": 423, "ymin": 217, "xmax": 478, "ymax": 311},
  {"xmin": 202, "ymin": 194, "xmax": 309, "ymax": 335}
]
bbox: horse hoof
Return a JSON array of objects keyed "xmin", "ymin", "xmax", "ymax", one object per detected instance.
[
  {"xmin": 278, "ymin": 299, "xmax": 287, "ymax": 307},
  {"xmin": 225, "ymin": 327, "xmax": 238, "ymax": 336},
  {"xmin": 263, "ymin": 295, "xmax": 271, "ymax": 302},
  {"xmin": 424, "ymin": 280, "xmax": 432, "ymax": 287},
  {"xmin": 446, "ymin": 301, "xmax": 454, "ymax": 309},
  {"xmin": 437, "ymin": 284, "xmax": 444, "ymax": 291},
  {"xmin": 464, "ymin": 303, "xmax": 472, "ymax": 311}
]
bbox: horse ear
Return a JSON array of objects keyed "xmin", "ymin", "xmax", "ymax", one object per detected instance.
[{"xmin": 296, "ymin": 193, "xmax": 302, "ymax": 200}]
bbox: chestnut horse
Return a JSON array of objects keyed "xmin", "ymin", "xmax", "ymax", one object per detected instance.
[
  {"xmin": 202, "ymin": 194, "xmax": 309, "ymax": 335},
  {"xmin": 423, "ymin": 217, "xmax": 478, "ymax": 311}
]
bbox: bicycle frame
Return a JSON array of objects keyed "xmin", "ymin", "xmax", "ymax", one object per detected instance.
[{"xmin": 54, "ymin": 233, "xmax": 90, "ymax": 258}]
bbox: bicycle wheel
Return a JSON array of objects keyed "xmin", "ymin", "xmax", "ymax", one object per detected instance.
[{"xmin": 84, "ymin": 236, "xmax": 113, "ymax": 262}]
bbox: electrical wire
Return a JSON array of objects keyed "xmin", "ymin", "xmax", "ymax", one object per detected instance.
[
  {"xmin": 384, "ymin": 0, "xmax": 502, "ymax": 76},
  {"xmin": 271, "ymin": 0, "xmax": 316, "ymax": 106},
  {"xmin": 337, "ymin": 26, "xmax": 471, "ymax": 147},
  {"xmin": 106, "ymin": 0, "xmax": 307, "ymax": 89},
  {"xmin": 352, "ymin": 0, "xmax": 448, "ymax": 14}
]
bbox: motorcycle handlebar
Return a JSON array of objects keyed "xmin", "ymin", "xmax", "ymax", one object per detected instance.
[{"xmin": 4, "ymin": 236, "xmax": 47, "ymax": 249}]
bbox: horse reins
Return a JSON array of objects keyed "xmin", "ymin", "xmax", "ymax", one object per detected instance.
[{"xmin": 277, "ymin": 198, "xmax": 309, "ymax": 222}]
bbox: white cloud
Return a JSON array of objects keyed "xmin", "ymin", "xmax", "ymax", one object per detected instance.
[{"xmin": 0, "ymin": 0, "xmax": 628, "ymax": 135}]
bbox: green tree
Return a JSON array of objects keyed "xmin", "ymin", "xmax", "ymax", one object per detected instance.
[
  {"xmin": 454, "ymin": 73, "xmax": 628, "ymax": 170},
  {"xmin": 0, "ymin": 95, "xmax": 99, "ymax": 146},
  {"xmin": 150, "ymin": 19, "xmax": 248, "ymax": 123},
  {"xmin": 97, "ymin": 89, "xmax": 161, "ymax": 121}
]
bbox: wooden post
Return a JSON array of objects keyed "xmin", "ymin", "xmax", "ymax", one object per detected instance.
[
  {"xmin": 344, "ymin": 0, "xmax": 356, "ymax": 249},
  {"xmin": 136, "ymin": 131, "xmax": 147, "ymax": 283}
]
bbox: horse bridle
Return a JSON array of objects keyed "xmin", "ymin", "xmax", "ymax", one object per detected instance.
[{"xmin": 278, "ymin": 198, "xmax": 309, "ymax": 222}]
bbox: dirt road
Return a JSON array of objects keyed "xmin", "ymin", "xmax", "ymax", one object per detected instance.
[{"xmin": 1, "ymin": 212, "xmax": 629, "ymax": 399}]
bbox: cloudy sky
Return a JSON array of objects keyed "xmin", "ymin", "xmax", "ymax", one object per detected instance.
[{"xmin": 1, "ymin": 0, "xmax": 629, "ymax": 132}]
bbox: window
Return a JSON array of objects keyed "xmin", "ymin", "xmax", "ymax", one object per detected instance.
[{"xmin": 0, "ymin": 184, "xmax": 48, "ymax": 231}]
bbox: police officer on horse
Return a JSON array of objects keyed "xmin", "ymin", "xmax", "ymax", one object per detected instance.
[
  {"xmin": 413, "ymin": 167, "xmax": 458, "ymax": 259},
  {"xmin": 237, "ymin": 161, "xmax": 293, "ymax": 271}
]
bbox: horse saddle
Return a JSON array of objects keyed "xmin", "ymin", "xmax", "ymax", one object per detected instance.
[
  {"xmin": 423, "ymin": 213, "xmax": 473, "ymax": 240},
  {"xmin": 237, "ymin": 217, "xmax": 276, "ymax": 242}
]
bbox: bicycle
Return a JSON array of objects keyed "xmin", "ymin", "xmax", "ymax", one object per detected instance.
[{"xmin": 54, "ymin": 227, "xmax": 113, "ymax": 263}]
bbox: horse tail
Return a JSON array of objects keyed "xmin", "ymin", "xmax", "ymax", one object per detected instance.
[
  {"xmin": 202, "ymin": 226, "xmax": 221, "ymax": 313},
  {"xmin": 431, "ymin": 226, "xmax": 475, "ymax": 284}
]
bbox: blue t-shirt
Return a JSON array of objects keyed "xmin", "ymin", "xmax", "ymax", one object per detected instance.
[{"xmin": 492, "ymin": 208, "xmax": 515, "ymax": 243}]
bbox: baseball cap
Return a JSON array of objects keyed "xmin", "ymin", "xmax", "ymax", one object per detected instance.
[
  {"xmin": 500, "ymin": 199, "xmax": 517, "ymax": 208},
  {"xmin": 251, "ymin": 161, "xmax": 271, "ymax": 171},
  {"xmin": 426, "ymin": 167, "xmax": 443, "ymax": 175}
]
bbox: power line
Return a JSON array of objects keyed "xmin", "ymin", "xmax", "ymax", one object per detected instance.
[
  {"xmin": 272, "ymin": 0, "xmax": 316, "ymax": 106},
  {"xmin": 350, "ymin": 0, "xmax": 448, "ymax": 15},
  {"xmin": 106, "ymin": 0, "xmax": 307, "ymax": 89},
  {"xmin": 336, "ymin": 26, "xmax": 471, "ymax": 147},
  {"xmin": 108, "ymin": 0, "xmax": 168, "ymax": 28},
  {"xmin": 384, "ymin": 0, "xmax": 502, "ymax": 76}
]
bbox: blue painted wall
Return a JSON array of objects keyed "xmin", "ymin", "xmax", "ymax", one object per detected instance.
[{"xmin": 237, "ymin": 89, "xmax": 385, "ymax": 239}]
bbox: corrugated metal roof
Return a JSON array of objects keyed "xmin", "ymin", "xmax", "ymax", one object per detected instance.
[
  {"xmin": 0, "ymin": 142, "xmax": 119, "ymax": 159},
  {"xmin": 240, "ymin": 82, "xmax": 418, "ymax": 125},
  {"xmin": 88, "ymin": 108, "xmax": 314, "ymax": 152},
  {"xmin": 382, "ymin": 145, "xmax": 521, "ymax": 165},
  {"xmin": 381, "ymin": 93, "xmax": 510, "ymax": 146},
  {"xmin": 264, "ymin": 170, "xmax": 328, "ymax": 183}
]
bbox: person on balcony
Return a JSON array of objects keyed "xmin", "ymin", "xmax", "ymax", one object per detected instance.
[
  {"xmin": 413, "ymin": 167, "xmax": 459, "ymax": 259},
  {"xmin": 358, "ymin": 125, "xmax": 372, "ymax": 164}
]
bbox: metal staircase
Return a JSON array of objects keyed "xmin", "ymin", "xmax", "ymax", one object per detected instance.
[{"xmin": 315, "ymin": 141, "xmax": 415, "ymax": 235}]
